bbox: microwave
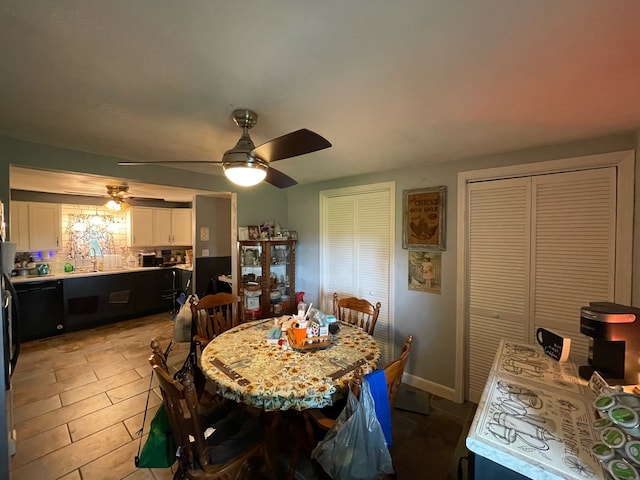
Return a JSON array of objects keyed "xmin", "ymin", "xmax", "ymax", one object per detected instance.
[{"xmin": 139, "ymin": 253, "xmax": 156, "ymax": 267}]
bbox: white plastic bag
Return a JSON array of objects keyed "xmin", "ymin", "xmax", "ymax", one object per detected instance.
[
  {"xmin": 311, "ymin": 378, "xmax": 394, "ymax": 480},
  {"xmin": 173, "ymin": 294, "xmax": 198, "ymax": 342}
]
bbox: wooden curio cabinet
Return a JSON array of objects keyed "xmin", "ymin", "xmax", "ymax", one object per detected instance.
[{"xmin": 238, "ymin": 239, "xmax": 296, "ymax": 320}]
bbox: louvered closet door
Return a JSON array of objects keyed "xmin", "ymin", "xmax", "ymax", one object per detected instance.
[
  {"xmin": 467, "ymin": 178, "xmax": 531, "ymax": 402},
  {"xmin": 531, "ymin": 168, "xmax": 616, "ymax": 366},
  {"xmin": 322, "ymin": 188, "xmax": 392, "ymax": 365},
  {"xmin": 467, "ymin": 167, "xmax": 619, "ymax": 402}
]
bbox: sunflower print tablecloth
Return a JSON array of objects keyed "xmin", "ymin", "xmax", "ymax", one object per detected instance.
[{"xmin": 200, "ymin": 318, "xmax": 380, "ymax": 411}]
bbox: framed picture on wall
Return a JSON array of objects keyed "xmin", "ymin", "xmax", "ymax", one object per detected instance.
[
  {"xmin": 402, "ymin": 186, "xmax": 446, "ymax": 250},
  {"xmin": 408, "ymin": 251, "xmax": 442, "ymax": 294}
]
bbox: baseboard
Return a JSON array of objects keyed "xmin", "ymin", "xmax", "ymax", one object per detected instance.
[{"xmin": 402, "ymin": 372, "xmax": 458, "ymax": 403}]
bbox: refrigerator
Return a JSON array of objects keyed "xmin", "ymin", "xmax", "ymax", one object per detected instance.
[{"xmin": 1, "ymin": 199, "xmax": 18, "ymax": 478}]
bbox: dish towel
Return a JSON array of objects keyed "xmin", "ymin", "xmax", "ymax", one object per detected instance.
[{"xmin": 365, "ymin": 369, "xmax": 392, "ymax": 447}]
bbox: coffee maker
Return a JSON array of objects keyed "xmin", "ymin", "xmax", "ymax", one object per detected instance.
[{"xmin": 579, "ymin": 301, "xmax": 640, "ymax": 385}]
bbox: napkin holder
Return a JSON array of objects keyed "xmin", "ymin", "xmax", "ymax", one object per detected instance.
[{"xmin": 287, "ymin": 329, "xmax": 331, "ymax": 352}]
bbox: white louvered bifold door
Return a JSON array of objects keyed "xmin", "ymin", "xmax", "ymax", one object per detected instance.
[
  {"xmin": 467, "ymin": 178, "xmax": 531, "ymax": 402},
  {"xmin": 466, "ymin": 167, "xmax": 619, "ymax": 402},
  {"xmin": 321, "ymin": 189, "xmax": 392, "ymax": 365},
  {"xmin": 530, "ymin": 167, "xmax": 617, "ymax": 366}
]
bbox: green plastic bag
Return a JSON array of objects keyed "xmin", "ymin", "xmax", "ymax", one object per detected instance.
[{"xmin": 135, "ymin": 405, "xmax": 176, "ymax": 468}]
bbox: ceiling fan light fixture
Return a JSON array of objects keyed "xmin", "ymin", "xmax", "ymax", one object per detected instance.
[
  {"xmin": 223, "ymin": 160, "xmax": 267, "ymax": 187},
  {"xmin": 105, "ymin": 199, "xmax": 122, "ymax": 211}
]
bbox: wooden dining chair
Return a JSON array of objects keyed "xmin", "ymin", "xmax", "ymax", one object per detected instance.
[
  {"xmin": 149, "ymin": 342, "xmax": 275, "ymax": 480},
  {"xmin": 383, "ymin": 334, "xmax": 414, "ymax": 409},
  {"xmin": 306, "ymin": 334, "xmax": 414, "ymax": 431},
  {"xmin": 191, "ymin": 292, "xmax": 242, "ymax": 349},
  {"xmin": 333, "ymin": 292, "xmax": 381, "ymax": 335}
]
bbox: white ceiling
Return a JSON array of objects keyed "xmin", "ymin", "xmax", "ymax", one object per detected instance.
[{"xmin": 1, "ymin": 1, "xmax": 640, "ymax": 197}]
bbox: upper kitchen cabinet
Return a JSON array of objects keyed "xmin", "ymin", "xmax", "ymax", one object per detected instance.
[
  {"xmin": 10, "ymin": 201, "xmax": 29, "ymax": 251},
  {"xmin": 170, "ymin": 208, "xmax": 192, "ymax": 246},
  {"xmin": 153, "ymin": 208, "xmax": 172, "ymax": 245},
  {"xmin": 129, "ymin": 206, "xmax": 154, "ymax": 247},
  {"xmin": 130, "ymin": 206, "xmax": 192, "ymax": 247},
  {"xmin": 10, "ymin": 201, "xmax": 62, "ymax": 252},
  {"xmin": 152, "ymin": 208, "xmax": 192, "ymax": 246}
]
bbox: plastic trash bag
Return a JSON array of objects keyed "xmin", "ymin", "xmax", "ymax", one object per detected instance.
[
  {"xmin": 311, "ymin": 378, "xmax": 394, "ymax": 480},
  {"xmin": 173, "ymin": 294, "xmax": 198, "ymax": 342}
]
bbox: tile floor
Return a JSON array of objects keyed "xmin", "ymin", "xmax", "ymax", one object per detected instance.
[{"xmin": 9, "ymin": 313, "xmax": 475, "ymax": 480}]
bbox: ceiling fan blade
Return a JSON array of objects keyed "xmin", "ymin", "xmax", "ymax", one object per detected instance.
[
  {"xmin": 118, "ymin": 160, "xmax": 222, "ymax": 166},
  {"xmin": 252, "ymin": 129, "xmax": 331, "ymax": 163},
  {"xmin": 265, "ymin": 167, "xmax": 298, "ymax": 189},
  {"xmin": 64, "ymin": 190, "xmax": 104, "ymax": 197},
  {"xmin": 129, "ymin": 196, "xmax": 165, "ymax": 202}
]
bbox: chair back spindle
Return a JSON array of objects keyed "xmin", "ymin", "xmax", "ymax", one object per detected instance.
[{"xmin": 332, "ymin": 292, "xmax": 381, "ymax": 335}]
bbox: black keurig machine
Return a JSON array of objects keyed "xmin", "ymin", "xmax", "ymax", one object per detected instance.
[{"xmin": 579, "ymin": 301, "xmax": 640, "ymax": 385}]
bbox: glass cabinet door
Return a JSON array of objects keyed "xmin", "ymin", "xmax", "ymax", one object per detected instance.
[
  {"xmin": 269, "ymin": 242, "xmax": 293, "ymax": 315},
  {"xmin": 240, "ymin": 242, "xmax": 263, "ymax": 319},
  {"xmin": 238, "ymin": 239, "xmax": 296, "ymax": 320}
]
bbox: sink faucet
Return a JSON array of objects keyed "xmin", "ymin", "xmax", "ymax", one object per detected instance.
[{"xmin": 89, "ymin": 248, "xmax": 98, "ymax": 271}]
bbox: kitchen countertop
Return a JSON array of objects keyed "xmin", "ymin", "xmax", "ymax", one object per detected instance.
[
  {"xmin": 11, "ymin": 264, "xmax": 193, "ymax": 283},
  {"xmin": 466, "ymin": 339, "xmax": 607, "ymax": 480}
]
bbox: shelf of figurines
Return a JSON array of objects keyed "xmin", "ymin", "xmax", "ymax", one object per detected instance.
[{"xmin": 238, "ymin": 221, "xmax": 297, "ymax": 241}]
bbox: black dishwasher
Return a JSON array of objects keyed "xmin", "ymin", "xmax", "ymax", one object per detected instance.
[{"xmin": 14, "ymin": 280, "xmax": 64, "ymax": 342}]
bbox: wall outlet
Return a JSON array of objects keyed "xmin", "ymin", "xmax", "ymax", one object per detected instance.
[{"xmin": 201, "ymin": 249, "xmax": 209, "ymax": 257}]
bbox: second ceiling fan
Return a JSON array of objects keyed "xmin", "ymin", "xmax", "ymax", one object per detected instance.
[{"xmin": 119, "ymin": 109, "xmax": 331, "ymax": 188}]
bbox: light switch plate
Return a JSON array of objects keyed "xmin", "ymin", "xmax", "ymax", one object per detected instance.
[{"xmin": 200, "ymin": 226, "xmax": 210, "ymax": 241}]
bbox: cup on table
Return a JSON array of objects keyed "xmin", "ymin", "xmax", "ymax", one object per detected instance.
[{"xmin": 292, "ymin": 326, "xmax": 307, "ymax": 344}]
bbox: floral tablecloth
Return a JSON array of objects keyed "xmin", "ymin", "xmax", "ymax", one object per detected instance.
[{"xmin": 200, "ymin": 318, "xmax": 380, "ymax": 411}]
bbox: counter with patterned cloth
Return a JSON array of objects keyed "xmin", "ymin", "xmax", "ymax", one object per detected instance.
[{"xmin": 199, "ymin": 318, "xmax": 380, "ymax": 411}]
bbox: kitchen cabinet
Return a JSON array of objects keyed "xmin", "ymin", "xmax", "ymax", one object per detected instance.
[
  {"xmin": 130, "ymin": 206, "xmax": 192, "ymax": 247},
  {"xmin": 63, "ymin": 268, "xmax": 176, "ymax": 331},
  {"xmin": 13, "ymin": 267, "xmax": 185, "ymax": 339},
  {"xmin": 154, "ymin": 208, "xmax": 192, "ymax": 246},
  {"xmin": 153, "ymin": 208, "xmax": 172, "ymax": 245},
  {"xmin": 129, "ymin": 206, "xmax": 154, "ymax": 247},
  {"xmin": 10, "ymin": 201, "xmax": 61, "ymax": 252},
  {"xmin": 9, "ymin": 201, "xmax": 29, "ymax": 252},
  {"xmin": 170, "ymin": 208, "xmax": 192, "ymax": 246},
  {"xmin": 64, "ymin": 275, "xmax": 104, "ymax": 329},
  {"xmin": 238, "ymin": 239, "xmax": 296, "ymax": 320}
]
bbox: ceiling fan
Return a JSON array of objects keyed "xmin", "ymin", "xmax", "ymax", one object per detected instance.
[
  {"xmin": 64, "ymin": 183, "xmax": 162, "ymax": 210},
  {"xmin": 118, "ymin": 109, "xmax": 332, "ymax": 188},
  {"xmin": 104, "ymin": 184, "xmax": 131, "ymax": 210}
]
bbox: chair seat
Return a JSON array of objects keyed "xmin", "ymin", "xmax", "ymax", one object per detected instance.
[{"xmin": 203, "ymin": 407, "xmax": 265, "ymax": 465}]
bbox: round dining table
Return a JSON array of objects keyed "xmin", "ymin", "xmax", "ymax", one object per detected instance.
[{"xmin": 199, "ymin": 317, "xmax": 380, "ymax": 411}]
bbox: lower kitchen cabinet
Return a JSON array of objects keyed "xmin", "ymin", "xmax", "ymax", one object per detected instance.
[
  {"xmin": 131, "ymin": 269, "xmax": 174, "ymax": 314},
  {"xmin": 15, "ymin": 268, "xmax": 184, "ymax": 338},
  {"xmin": 64, "ymin": 276, "xmax": 106, "ymax": 330},
  {"xmin": 62, "ymin": 268, "xmax": 178, "ymax": 333}
]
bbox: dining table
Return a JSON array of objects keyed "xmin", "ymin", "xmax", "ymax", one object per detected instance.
[{"xmin": 199, "ymin": 317, "xmax": 381, "ymax": 411}]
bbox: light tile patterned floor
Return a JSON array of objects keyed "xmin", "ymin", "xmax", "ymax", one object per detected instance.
[
  {"xmin": 10, "ymin": 313, "xmax": 185, "ymax": 480},
  {"xmin": 9, "ymin": 313, "xmax": 473, "ymax": 480}
]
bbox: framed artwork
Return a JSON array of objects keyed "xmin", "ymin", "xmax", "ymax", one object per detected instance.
[
  {"xmin": 408, "ymin": 251, "xmax": 441, "ymax": 294},
  {"xmin": 402, "ymin": 186, "xmax": 446, "ymax": 250},
  {"xmin": 248, "ymin": 225, "xmax": 260, "ymax": 240}
]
